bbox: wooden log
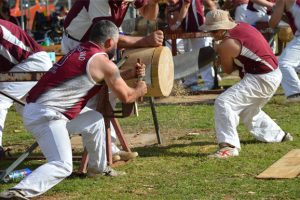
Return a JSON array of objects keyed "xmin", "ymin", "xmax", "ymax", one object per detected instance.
[{"xmin": 121, "ymin": 46, "xmax": 174, "ymax": 97}]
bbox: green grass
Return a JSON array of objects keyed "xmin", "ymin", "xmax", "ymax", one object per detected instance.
[{"xmin": 1, "ymin": 85, "xmax": 300, "ymax": 200}]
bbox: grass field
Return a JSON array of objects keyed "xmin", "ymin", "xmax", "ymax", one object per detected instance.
[{"xmin": 0, "ymin": 84, "xmax": 300, "ymax": 200}]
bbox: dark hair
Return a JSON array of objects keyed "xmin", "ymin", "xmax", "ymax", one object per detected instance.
[{"xmin": 89, "ymin": 20, "xmax": 119, "ymax": 45}]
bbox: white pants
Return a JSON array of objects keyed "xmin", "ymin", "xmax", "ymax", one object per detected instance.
[
  {"xmin": 235, "ymin": 7, "xmax": 270, "ymax": 25},
  {"xmin": 183, "ymin": 37, "xmax": 215, "ymax": 88},
  {"xmin": 61, "ymin": 33, "xmax": 80, "ymax": 54},
  {"xmin": 0, "ymin": 52, "xmax": 52, "ymax": 146},
  {"xmin": 85, "ymin": 92, "xmax": 121, "ymax": 154},
  {"xmin": 234, "ymin": 4, "xmax": 248, "ymax": 22},
  {"xmin": 278, "ymin": 36, "xmax": 300, "ymax": 97},
  {"xmin": 214, "ymin": 68, "xmax": 285, "ymax": 150},
  {"xmin": 14, "ymin": 103, "xmax": 107, "ymax": 197}
]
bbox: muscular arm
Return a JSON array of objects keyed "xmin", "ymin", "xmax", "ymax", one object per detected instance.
[
  {"xmin": 89, "ymin": 54, "xmax": 147, "ymax": 103},
  {"xmin": 138, "ymin": 0, "xmax": 159, "ymax": 21},
  {"xmin": 269, "ymin": 0, "xmax": 285, "ymax": 28},
  {"xmin": 118, "ymin": 30, "xmax": 164, "ymax": 48},
  {"xmin": 215, "ymin": 38, "xmax": 241, "ymax": 74},
  {"xmin": 269, "ymin": 0, "xmax": 295, "ymax": 28},
  {"xmin": 177, "ymin": 1, "xmax": 190, "ymax": 22}
]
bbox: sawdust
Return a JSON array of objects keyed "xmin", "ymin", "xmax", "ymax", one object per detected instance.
[{"xmin": 170, "ymin": 81, "xmax": 189, "ymax": 96}]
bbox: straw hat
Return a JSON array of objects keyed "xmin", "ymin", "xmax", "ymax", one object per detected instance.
[{"xmin": 200, "ymin": 9, "xmax": 237, "ymax": 32}]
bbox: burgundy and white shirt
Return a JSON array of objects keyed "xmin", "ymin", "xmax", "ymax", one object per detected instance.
[
  {"xmin": 228, "ymin": 23, "xmax": 278, "ymax": 75},
  {"xmin": 0, "ymin": 19, "xmax": 42, "ymax": 72},
  {"xmin": 27, "ymin": 42, "xmax": 106, "ymax": 119},
  {"xmin": 64, "ymin": 0, "xmax": 148, "ymax": 42},
  {"xmin": 166, "ymin": 0, "xmax": 204, "ymax": 32},
  {"xmin": 285, "ymin": 0, "xmax": 300, "ymax": 36}
]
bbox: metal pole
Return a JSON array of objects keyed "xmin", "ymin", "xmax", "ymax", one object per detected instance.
[
  {"xmin": 0, "ymin": 142, "xmax": 38, "ymax": 182},
  {"xmin": 149, "ymin": 97, "xmax": 162, "ymax": 144},
  {"xmin": 46, "ymin": 0, "xmax": 49, "ymax": 16},
  {"xmin": 27, "ymin": 0, "xmax": 30, "ymax": 32},
  {"xmin": 0, "ymin": 90, "xmax": 25, "ymax": 106},
  {"xmin": 20, "ymin": 0, "xmax": 25, "ymax": 30},
  {"xmin": 68, "ymin": 0, "xmax": 72, "ymax": 10}
]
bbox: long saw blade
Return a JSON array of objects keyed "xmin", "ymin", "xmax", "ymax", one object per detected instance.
[{"xmin": 173, "ymin": 46, "xmax": 216, "ymax": 80}]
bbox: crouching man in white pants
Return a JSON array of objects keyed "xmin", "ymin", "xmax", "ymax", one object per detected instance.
[
  {"xmin": 200, "ymin": 10, "xmax": 293, "ymax": 159},
  {"xmin": 0, "ymin": 20, "xmax": 147, "ymax": 199}
]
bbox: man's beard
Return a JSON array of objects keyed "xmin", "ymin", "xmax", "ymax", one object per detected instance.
[{"xmin": 107, "ymin": 48, "xmax": 116, "ymax": 60}]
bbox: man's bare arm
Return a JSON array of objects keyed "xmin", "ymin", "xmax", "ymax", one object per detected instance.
[
  {"xmin": 118, "ymin": 30, "xmax": 164, "ymax": 48},
  {"xmin": 138, "ymin": 0, "xmax": 159, "ymax": 21},
  {"xmin": 215, "ymin": 38, "xmax": 241, "ymax": 74},
  {"xmin": 269, "ymin": 0, "xmax": 285, "ymax": 28},
  {"xmin": 89, "ymin": 54, "xmax": 147, "ymax": 103}
]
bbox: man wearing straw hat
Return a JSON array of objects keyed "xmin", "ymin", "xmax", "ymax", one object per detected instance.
[{"xmin": 199, "ymin": 9, "xmax": 293, "ymax": 158}]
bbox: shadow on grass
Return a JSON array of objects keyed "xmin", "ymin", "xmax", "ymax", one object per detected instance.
[
  {"xmin": 240, "ymin": 139, "xmax": 263, "ymax": 145},
  {"xmin": 133, "ymin": 140, "xmax": 215, "ymax": 158}
]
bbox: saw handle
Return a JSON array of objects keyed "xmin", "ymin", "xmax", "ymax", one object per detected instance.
[{"xmin": 136, "ymin": 58, "xmax": 145, "ymax": 82}]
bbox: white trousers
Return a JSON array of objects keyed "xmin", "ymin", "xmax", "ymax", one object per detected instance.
[
  {"xmin": 214, "ymin": 68, "xmax": 285, "ymax": 150},
  {"xmin": 0, "ymin": 52, "xmax": 52, "ymax": 146},
  {"xmin": 278, "ymin": 36, "xmax": 300, "ymax": 97},
  {"xmin": 234, "ymin": 4, "xmax": 248, "ymax": 22},
  {"xmin": 14, "ymin": 103, "xmax": 107, "ymax": 197},
  {"xmin": 85, "ymin": 92, "xmax": 120, "ymax": 154},
  {"xmin": 61, "ymin": 34, "xmax": 80, "ymax": 54},
  {"xmin": 183, "ymin": 37, "xmax": 215, "ymax": 88}
]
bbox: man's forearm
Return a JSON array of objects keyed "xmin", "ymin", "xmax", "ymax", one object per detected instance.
[
  {"xmin": 118, "ymin": 35, "xmax": 149, "ymax": 48},
  {"xmin": 138, "ymin": 0, "xmax": 159, "ymax": 21}
]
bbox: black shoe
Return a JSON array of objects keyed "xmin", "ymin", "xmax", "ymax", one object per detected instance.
[
  {"xmin": 0, "ymin": 146, "xmax": 5, "ymax": 160},
  {"xmin": 286, "ymin": 93, "xmax": 300, "ymax": 103}
]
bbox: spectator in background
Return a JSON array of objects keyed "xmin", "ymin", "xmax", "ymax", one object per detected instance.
[
  {"xmin": 221, "ymin": 0, "xmax": 249, "ymax": 22},
  {"xmin": 165, "ymin": 0, "xmax": 217, "ymax": 91},
  {"xmin": 238, "ymin": 0, "xmax": 275, "ymax": 24},
  {"xmin": 50, "ymin": 4, "xmax": 68, "ymax": 32},
  {"xmin": 269, "ymin": 0, "xmax": 300, "ymax": 102},
  {"xmin": 62, "ymin": 0, "xmax": 162, "ymax": 54},
  {"xmin": 0, "ymin": 0, "xmax": 19, "ymax": 26}
]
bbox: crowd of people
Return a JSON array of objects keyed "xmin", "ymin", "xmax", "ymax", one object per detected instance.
[{"xmin": 0, "ymin": 0, "xmax": 299, "ymax": 199}]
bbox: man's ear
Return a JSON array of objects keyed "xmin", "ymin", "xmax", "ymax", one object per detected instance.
[{"xmin": 104, "ymin": 38, "xmax": 113, "ymax": 49}]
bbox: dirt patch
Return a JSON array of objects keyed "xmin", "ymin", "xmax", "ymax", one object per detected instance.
[
  {"xmin": 154, "ymin": 94, "xmax": 218, "ymax": 105},
  {"xmin": 71, "ymin": 133, "xmax": 158, "ymax": 150}
]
